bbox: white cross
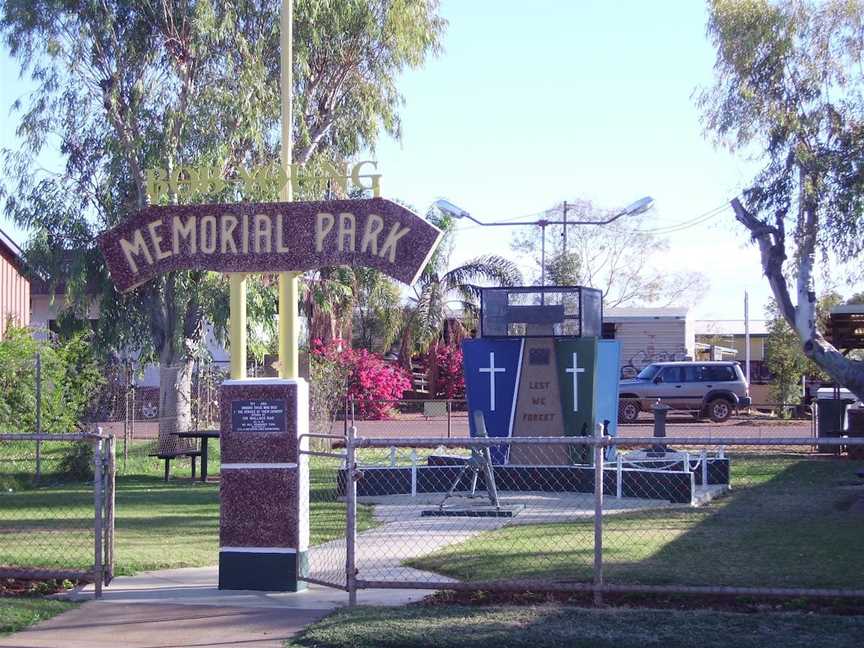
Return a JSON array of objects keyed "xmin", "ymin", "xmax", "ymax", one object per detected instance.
[
  {"xmin": 479, "ymin": 351, "xmax": 506, "ymax": 411},
  {"xmin": 566, "ymin": 352, "xmax": 586, "ymax": 412}
]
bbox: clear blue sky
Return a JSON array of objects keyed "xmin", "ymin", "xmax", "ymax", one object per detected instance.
[{"xmin": 1, "ymin": 0, "xmax": 852, "ymax": 320}]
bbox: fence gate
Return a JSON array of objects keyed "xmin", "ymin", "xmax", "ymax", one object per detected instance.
[
  {"xmin": 300, "ymin": 428, "xmax": 351, "ymax": 591},
  {"xmin": 0, "ymin": 431, "xmax": 115, "ymax": 598}
]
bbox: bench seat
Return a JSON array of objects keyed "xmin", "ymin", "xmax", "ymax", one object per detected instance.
[{"xmin": 149, "ymin": 449, "xmax": 203, "ymax": 482}]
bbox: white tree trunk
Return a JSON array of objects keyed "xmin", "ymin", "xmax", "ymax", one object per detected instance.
[{"xmin": 731, "ymin": 198, "xmax": 864, "ymax": 401}]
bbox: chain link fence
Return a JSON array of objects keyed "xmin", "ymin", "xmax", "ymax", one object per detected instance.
[
  {"xmin": 0, "ymin": 432, "xmax": 114, "ymax": 596},
  {"xmin": 338, "ymin": 431, "xmax": 864, "ymax": 602}
]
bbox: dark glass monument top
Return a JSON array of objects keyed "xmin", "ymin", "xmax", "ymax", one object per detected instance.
[{"xmin": 479, "ymin": 286, "xmax": 602, "ymax": 338}]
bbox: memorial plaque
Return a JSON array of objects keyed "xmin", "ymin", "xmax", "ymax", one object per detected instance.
[{"xmin": 231, "ymin": 399, "xmax": 286, "ymax": 433}]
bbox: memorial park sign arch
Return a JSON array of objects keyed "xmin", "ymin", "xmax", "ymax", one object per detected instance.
[{"xmin": 98, "ymin": 196, "xmax": 442, "ymax": 291}]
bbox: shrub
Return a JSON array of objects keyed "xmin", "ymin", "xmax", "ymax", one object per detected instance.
[
  {"xmin": 311, "ymin": 339, "xmax": 411, "ymax": 419},
  {"xmin": 57, "ymin": 441, "xmax": 94, "ymax": 481},
  {"xmin": 429, "ymin": 343, "xmax": 465, "ymax": 400},
  {"xmin": 0, "ymin": 326, "xmax": 104, "ymax": 434}
]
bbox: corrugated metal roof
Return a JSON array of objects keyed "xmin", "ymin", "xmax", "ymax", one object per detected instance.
[
  {"xmin": 0, "ymin": 226, "xmax": 23, "ymax": 264},
  {"xmin": 831, "ymin": 304, "xmax": 864, "ymax": 315},
  {"xmin": 694, "ymin": 319, "xmax": 769, "ymax": 336},
  {"xmin": 605, "ymin": 307, "xmax": 689, "ymax": 320}
]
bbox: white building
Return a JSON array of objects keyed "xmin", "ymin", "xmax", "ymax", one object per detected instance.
[{"xmin": 603, "ymin": 307, "xmax": 694, "ymax": 378}]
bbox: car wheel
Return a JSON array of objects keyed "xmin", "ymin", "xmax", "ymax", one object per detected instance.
[
  {"xmin": 708, "ymin": 398, "xmax": 732, "ymax": 423},
  {"xmin": 619, "ymin": 400, "xmax": 640, "ymax": 423}
]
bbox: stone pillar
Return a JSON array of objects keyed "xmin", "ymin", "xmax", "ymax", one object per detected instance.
[{"xmin": 218, "ymin": 378, "xmax": 309, "ymax": 591}]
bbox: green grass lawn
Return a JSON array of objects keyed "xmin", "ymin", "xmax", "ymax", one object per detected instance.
[
  {"xmin": 0, "ymin": 598, "xmax": 77, "ymax": 637},
  {"xmin": 284, "ymin": 604, "xmax": 864, "ymax": 648},
  {"xmin": 0, "ymin": 440, "xmax": 374, "ymax": 575},
  {"xmin": 407, "ymin": 453, "xmax": 864, "ymax": 590}
]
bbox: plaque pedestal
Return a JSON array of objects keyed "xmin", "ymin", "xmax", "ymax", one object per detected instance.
[{"xmin": 218, "ymin": 379, "xmax": 309, "ymax": 591}]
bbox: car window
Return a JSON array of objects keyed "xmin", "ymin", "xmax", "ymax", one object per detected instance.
[
  {"xmin": 636, "ymin": 365, "xmax": 660, "ymax": 381},
  {"xmin": 682, "ymin": 365, "xmax": 701, "ymax": 382},
  {"xmin": 659, "ymin": 366, "xmax": 684, "ymax": 383},
  {"xmin": 702, "ymin": 365, "xmax": 736, "ymax": 381}
]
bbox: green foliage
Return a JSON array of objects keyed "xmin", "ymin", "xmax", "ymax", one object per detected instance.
[
  {"xmin": 765, "ymin": 309, "xmax": 810, "ymax": 408},
  {"xmin": 309, "ymin": 347, "xmax": 351, "ymax": 438},
  {"xmin": 56, "ymin": 441, "xmax": 94, "ymax": 481},
  {"xmin": 403, "ymin": 208, "xmax": 522, "ymax": 355},
  {"xmin": 0, "ymin": 0, "xmax": 446, "ymax": 379},
  {"xmin": 0, "ymin": 326, "xmax": 104, "ymax": 434},
  {"xmin": 765, "ymin": 293, "xmax": 842, "ymax": 407},
  {"xmin": 699, "ymin": 0, "xmax": 864, "ymax": 264},
  {"xmin": 353, "ymin": 268, "xmax": 404, "ymax": 353}
]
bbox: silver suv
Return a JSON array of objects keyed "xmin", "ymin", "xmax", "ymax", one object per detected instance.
[{"xmin": 618, "ymin": 361, "xmax": 751, "ymax": 423}]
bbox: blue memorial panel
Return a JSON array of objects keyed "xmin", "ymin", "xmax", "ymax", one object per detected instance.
[
  {"xmin": 462, "ymin": 338, "xmax": 524, "ymax": 464},
  {"xmin": 597, "ymin": 340, "xmax": 622, "ymax": 460}
]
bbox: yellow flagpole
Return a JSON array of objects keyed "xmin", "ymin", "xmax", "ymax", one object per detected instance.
[
  {"xmin": 278, "ymin": 0, "xmax": 299, "ymax": 379},
  {"xmin": 228, "ymin": 273, "xmax": 247, "ymax": 379}
]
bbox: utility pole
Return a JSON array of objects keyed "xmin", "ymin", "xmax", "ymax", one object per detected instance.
[
  {"xmin": 562, "ymin": 201, "xmax": 568, "ymax": 254},
  {"xmin": 744, "ymin": 290, "xmax": 751, "ymax": 387}
]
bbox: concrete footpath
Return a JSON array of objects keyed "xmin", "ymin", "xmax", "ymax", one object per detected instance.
[{"xmin": 0, "ymin": 567, "xmax": 427, "ymax": 648}]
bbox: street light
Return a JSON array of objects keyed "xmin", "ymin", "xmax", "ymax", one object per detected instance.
[{"xmin": 434, "ymin": 195, "xmax": 655, "ymax": 286}]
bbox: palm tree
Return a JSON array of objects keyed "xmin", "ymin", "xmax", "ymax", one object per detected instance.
[{"xmin": 399, "ymin": 210, "xmax": 522, "ymax": 375}]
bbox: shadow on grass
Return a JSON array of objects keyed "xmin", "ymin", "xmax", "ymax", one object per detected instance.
[
  {"xmin": 407, "ymin": 454, "xmax": 864, "ymax": 590},
  {"xmin": 286, "ymin": 604, "xmax": 864, "ymax": 648}
]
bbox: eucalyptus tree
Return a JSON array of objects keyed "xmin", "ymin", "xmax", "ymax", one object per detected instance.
[
  {"xmin": 699, "ymin": 0, "xmax": 864, "ymax": 399},
  {"xmin": 0, "ymin": 0, "xmax": 446, "ymax": 434},
  {"xmin": 510, "ymin": 199, "xmax": 709, "ymax": 308}
]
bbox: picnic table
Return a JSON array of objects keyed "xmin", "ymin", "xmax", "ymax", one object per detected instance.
[{"xmin": 171, "ymin": 430, "xmax": 219, "ymax": 482}]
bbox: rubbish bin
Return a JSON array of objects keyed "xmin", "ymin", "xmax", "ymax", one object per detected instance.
[
  {"xmin": 816, "ymin": 388, "xmax": 857, "ymax": 453},
  {"xmin": 847, "ymin": 406, "xmax": 864, "ymax": 459}
]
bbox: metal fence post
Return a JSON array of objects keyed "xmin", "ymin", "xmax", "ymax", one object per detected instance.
[
  {"xmin": 35, "ymin": 353, "xmax": 42, "ymax": 483},
  {"xmin": 104, "ymin": 432, "xmax": 116, "ymax": 585},
  {"xmin": 447, "ymin": 400, "xmax": 452, "ymax": 439},
  {"xmin": 593, "ymin": 421, "xmax": 604, "ymax": 606},
  {"xmin": 93, "ymin": 437, "xmax": 104, "ymax": 598},
  {"xmin": 346, "ymin": 425, "xmax": 358, "ymax": 606}
]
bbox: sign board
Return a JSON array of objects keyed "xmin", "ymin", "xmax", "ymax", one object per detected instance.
[
  {"xmin": 98, "ymin": 197, "xmax": 442, "ymax": 291},
  {"xmin": 231, "ymin": 399, "xmax": 286, "ymax": 433}
]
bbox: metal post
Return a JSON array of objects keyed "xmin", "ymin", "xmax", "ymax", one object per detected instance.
[
  {"xmin": 123, "ymin": 363, "xmax": 130, "ymax": 470},
  {"xmin": 651, "ymin": 401, "xmax": 670, "ymax": 454},
  {"xmin": 104, "ymin": 432, "xmax": 116, "ymax": 585},
  {"xmin": 593, "ymin": 421, "xmax": 604, "ymax": 606},
  {"xmin": 744, "ymin": 291, "xmax": 751, "ymax": 389},
  {"xmin": 540, "ymin": 223, "xmax": 546, "ymax": 287},
  {"xmin": 446, "ymin": 400, "xmax": 452, "ymax": 439},
  {"xmin": 130, "ymin": 374, "xmax": 135, "ymax": 444},
  {"xmin": 562, "ymin": 201, "xmax": 568, "ymax": 253},
  {"xmin": 93, "ymin": 437, "xmax": 104, "ymax": 598},
  {"xmin": 410, "ymin": 449, "xmax": 418, "ymax": 497},
  {"xmin": 616, "ymin": 453, "xmax": 623, "ymax": 499},
  {"xmin": 35, "ymin": 353, "xmax": 42, "ymax": 482},
  {"xmin": 345, "ymin": 425, "xmax": 358, "ymax": 606},
  {"xmin": 701, "ymin": 448, "xmax": 708, "ymax": 486}
]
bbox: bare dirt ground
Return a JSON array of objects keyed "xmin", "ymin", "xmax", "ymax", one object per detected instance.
[
  {"xmin": 94, "ymin": 411, "xmax": 814, "ymax": 442},
  {"xmin": 351, "ymin": 412, "xmax": 814, "ymax": 440}
]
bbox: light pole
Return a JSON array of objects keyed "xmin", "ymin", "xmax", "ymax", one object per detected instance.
[{"xmin": 434, "ymin": 196, "xmax": 655, "ymax": 287}]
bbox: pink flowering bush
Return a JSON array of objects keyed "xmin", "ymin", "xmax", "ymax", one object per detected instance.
[
  {"xmin": 429, "ymin": 343, "xmax": 465, "ymax": 400},
  {"xmin": 311, "ymin": 339, "xmax": 411, "ymax": 419}
]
